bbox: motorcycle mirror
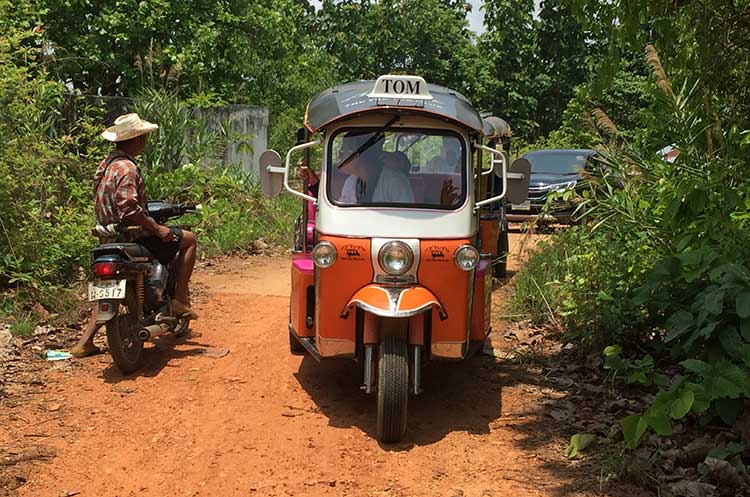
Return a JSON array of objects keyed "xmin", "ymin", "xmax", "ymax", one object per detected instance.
[{"xmin": 259, "ymin": 149, "xmax": 283, "ymax": 198}]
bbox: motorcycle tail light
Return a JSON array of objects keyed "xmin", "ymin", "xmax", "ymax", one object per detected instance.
[{"xmin": 93, "ymin": 262, "xmax": 119, "ymax": 277}]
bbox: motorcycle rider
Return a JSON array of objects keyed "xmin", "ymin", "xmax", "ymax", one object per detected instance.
[{"xmin": 71, "ymin": 113, "xmax": 197, "ymax": 358}]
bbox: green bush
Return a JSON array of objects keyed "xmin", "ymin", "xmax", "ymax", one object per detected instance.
[
  {"xmin": 0, "ymin": 32, "xmax": 296, "ymax": 315},
  {"xmin": 513, "ymin": 45, "xmax": 750, "ymax": 446}
]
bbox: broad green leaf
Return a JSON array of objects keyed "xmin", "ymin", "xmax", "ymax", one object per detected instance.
[
  {"xmin": 665, "ymin": 310, "xmax": 694, "ymax": 342},
  {"xmin": 622, "ymin": 414, "xmax": 648, "ymax": 449},
  {"xmin": 602, "ymin": 345, "xmax": 622, "ymax": 357},
  {"xmin": 705, "ymin": 289, "xmax": 725, "ymax": 315},
  {"xmin": 669, "ymin": 388, "xmax": 694, "ymax": 419},
  {"xmin": 565, "ymin": 433, "xmax": 596, "ymax": 459},
  {"xmin": 678, "ymin": 249, "xmax": 703, "ymax": 266},
  {"xmin": 705, "ymin": 360, "xmax": 749, "ymax": 400},
  {"xmin": 680, "ymin": 359, "xmax": 712, "ymax": 376},
  {"xmin": 737, "ymin": 291, "xmax": 750, "ymax": 319},
  {"xmin": 683, "ymin": 383, "xmax": 711, "ymax": 413},
  {"xmin": 646, "ymin": 413, "xmax": 673, "ymax": 436},
  {"xmin": 718, "ymin": 326, "xmax": 743, "ymax": 360},
  {"xmin": 597, "ymin": 290, "xmax": 614, "ymax": 301}
]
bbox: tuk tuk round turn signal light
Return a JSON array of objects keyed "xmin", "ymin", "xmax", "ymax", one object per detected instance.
[
  {"xmin": 312, "ymin": 241, "xmax": 337, "ymax": 268},
  {"xmin": 378, "ymin": 241, "xmax": 414, "ymax": 276},
  {"xmin": 454, "ymin": 245, "xmax": 479, "ymax": 271}
]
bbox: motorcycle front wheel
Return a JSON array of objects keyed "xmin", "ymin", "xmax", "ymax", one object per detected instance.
[{"xmin": 106, "ymin": 288, "xmax": 144, "ymax": 374}]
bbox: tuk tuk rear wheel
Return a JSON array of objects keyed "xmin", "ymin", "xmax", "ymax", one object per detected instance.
[
  {"xmin": 376, "ymin": 335, "xmax": 409, "ymax": 443},
  {"xmin": 494, "ymin": 228, "xmax": 509, "ymax": 278}
]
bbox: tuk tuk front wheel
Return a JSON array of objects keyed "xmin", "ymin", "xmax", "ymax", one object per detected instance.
[{"xmin": 376, "ymin": 335, "xmax": 409, "ymax": 443}]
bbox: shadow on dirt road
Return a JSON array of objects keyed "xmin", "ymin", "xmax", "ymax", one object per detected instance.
[
  {"xmin": 294, "ymin": 353, "xmax": 537, "ymax": 449},
  {"xmin": 100, "ymin": 333, "xmax": 211, "ymax": 383}
]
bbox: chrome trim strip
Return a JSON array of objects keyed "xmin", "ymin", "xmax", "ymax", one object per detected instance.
[
  {"xmin": 349, "ymin": 299, "xmax": 437, "ymax": 319},
  {"xmin": 341, "ymin": 285, "xmax": 447, "ymax": 320},
  {"xmin": 288, "ymin": 323, "xmax": 322, "ymax": 362}
]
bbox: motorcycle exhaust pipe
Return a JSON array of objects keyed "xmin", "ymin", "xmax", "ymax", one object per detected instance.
[{"xmin": 137, "ymin": 323, "xmax": 171, "ymax": 341}]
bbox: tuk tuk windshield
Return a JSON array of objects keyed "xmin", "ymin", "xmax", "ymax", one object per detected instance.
[{"xmin": 327, "ymin": 128, "xmax": 466, "ymax": 209}]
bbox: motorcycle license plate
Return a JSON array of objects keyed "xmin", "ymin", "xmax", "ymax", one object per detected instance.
[{"xmin": 88, "ymin": 280, "xmax": 126, "ymax": 301}]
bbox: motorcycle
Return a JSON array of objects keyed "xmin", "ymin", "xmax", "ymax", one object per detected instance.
[{"xmin": 89, "ymin": 200, "xmax": 197, "ymax": 373}]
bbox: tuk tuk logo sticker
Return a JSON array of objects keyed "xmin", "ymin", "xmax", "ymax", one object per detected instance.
[
  {"xmin": 426, "ymin": 246, "xmax": 450, "ymax": 262},
  {"xmin": 341, "ymin": 244, "xmax": 366, "ymax": 261}
]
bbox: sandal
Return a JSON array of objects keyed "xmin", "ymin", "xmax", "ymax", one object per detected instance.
[
  {"xmin": 70, "ymin": 343, "xmax": 102, "ymax": 358},
  {"xmin": 171, "ymin": 299, "xmax": 199, "ymax": 320}
]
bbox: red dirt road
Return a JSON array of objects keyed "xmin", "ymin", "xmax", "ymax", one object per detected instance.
[{"xmin": 3, "ymin": 233, "xmax": 643, "ymax": 497}]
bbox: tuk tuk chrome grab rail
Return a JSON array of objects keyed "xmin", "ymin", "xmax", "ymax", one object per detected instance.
[
  {"xmin": 283, "ymin": 138, "xmax": 322, "ymax": 204},
  {"xmin": 473, "ymin": 142, "xmax": 524, "ymax": 210}
]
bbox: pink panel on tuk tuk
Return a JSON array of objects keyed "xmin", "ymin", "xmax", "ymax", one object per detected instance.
[
  {"xmin": 291, "ymin": 255, "xmax": 315, "ymax": 338},
  {"xmin": 471, "ymin": 258, "xmax": 492, "ymax": 342},
  {"xmin": 306, "ymin": 201, "xmax": 316, "ymax": 248},
  {"xmin": 292, "ymin": 256, "xmax": 314, "ymax": 274}
]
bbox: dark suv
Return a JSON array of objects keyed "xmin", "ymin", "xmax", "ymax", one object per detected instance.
[{"xmin": 506, "ymin": 149, "xmax": 597, "ymax": 223}]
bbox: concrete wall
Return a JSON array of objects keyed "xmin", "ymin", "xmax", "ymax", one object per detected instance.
[
  {"xmin": 199, "ymin": 105, "xmax": 269, "ymax": 179},
  {"xmin": 75, "ymin": 96, "xmax": 269, "ymax": 177}
]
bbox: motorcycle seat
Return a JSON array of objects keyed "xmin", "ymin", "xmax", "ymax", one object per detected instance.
[{"xmin": 92, "ymin": 243, "xmax": 155, "ymax": 261}]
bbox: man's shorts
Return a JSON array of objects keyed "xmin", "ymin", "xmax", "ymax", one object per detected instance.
[{"xmin": 137, "ymin": 227, "xmax": 183, "ymax": 265}]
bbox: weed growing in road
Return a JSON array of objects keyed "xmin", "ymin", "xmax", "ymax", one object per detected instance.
[{"xmin": 9, "ymin": 317, "xmax": 35, "ymax": 338}]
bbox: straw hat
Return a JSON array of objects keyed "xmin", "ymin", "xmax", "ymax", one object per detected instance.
[{"xmin": 101, "ymin": 113, "xmax": 159, "ymax": 142}]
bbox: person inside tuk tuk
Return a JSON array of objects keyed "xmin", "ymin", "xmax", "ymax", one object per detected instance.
[
  {"xmin": 337, "ymin": 131, "xmax": 415, "ymax": 204},
  {"xmin": 426, "ymin": 137, "xmax": 462, "ymax": 173}
]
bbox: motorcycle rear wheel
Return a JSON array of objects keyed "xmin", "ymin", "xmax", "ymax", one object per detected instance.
[{"xmin": 106, "ymin": 288, "xmax": 144, "ymax": 374}]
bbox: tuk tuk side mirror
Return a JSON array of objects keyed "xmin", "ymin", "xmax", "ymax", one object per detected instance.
[
  {"xmin": 284, "ymin": 138, "xmax": 321, "ymax": 204},
  {"xmin": 259, "ymin": 149, "xmax": 283, "ymax": 198},
  {"xmin": 506, "ymin": 158, "xmax": 531, "ymax": 205}
]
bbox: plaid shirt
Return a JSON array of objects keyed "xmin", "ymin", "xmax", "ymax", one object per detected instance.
[{"xmin": 94, "ymin": 150, "xmax": 148, "ymax": 240}]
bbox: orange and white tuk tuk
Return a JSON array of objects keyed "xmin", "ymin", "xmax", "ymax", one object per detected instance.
[{"xmin": 261, "ymin": 75, "xmax": 530, "ymax": 442}]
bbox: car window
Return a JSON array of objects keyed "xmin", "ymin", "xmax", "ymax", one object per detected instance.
[{"xmin": 525, "ymin": 152, "xmax": 590, "ymax": 174}]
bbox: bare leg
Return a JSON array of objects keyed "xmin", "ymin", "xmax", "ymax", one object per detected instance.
[
  {"xmin": 174, "ymin": 230, "xmax": 196, "ymax": 306},
  {"xmin": 71, "ymin": 308, "xmax": 102, "ymax": 358}
]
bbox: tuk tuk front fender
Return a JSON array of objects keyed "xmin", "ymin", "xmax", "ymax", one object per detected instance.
[{"xmin": 342, "ymin": 284, "xmax": 447, "ymax": 320}]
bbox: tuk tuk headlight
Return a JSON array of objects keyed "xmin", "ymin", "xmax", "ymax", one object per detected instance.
[
  {"xmin": 454, "ymin": 245, "xmax": 479, "ymax": 271},
  {"xmin": 312, "ymin": 241, "xmax": 337, "ymax": 268},
  {"xmin": 379, "ymin": 241, "xmax": 413, "ymax": 276}
]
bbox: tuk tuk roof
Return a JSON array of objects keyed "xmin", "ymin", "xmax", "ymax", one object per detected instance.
[
  {"xmin": 304, "ymin": 80, "xmax": 484, "ymax": 133},
  {"xmin": 482, "ymin": 116, "xmax": 512, "ymax": 139}
]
